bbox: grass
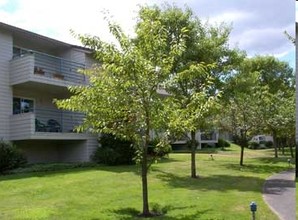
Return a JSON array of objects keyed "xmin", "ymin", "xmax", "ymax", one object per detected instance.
[{"xmin": 0, "ymin": 144, "xmax": 294, "ymax": 220}]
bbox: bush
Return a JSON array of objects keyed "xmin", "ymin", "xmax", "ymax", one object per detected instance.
[
  {"xmin": 216, "ymin": 138, "xmax": 231, "ymax": 149},
  {"xmin": 265, "ymin": 141, "xmax": 273, "ymax": 148},
  {"xmin": 0, "ymin": 140, "xmax": 27, "ymax": 173},
  {"xmin": 248, "ymin": 141, "xmax": 259, "ymax": 149},
  {"xmin": 248, "ymin": 140, "xmax": 273, "ymax": 150},
  {"xmin": 148, "ymin": 138, "xmax": 171, "ymax": 158},
  {"xmin": 9, "ymin": 162, "xmax": 97, "ymax": 174},
  {"xmin": 92, "ymin": 134, "xmax": 135, "ymax": 165}
]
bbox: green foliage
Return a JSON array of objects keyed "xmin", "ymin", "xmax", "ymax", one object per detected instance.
[
  {"xmin": 248, "ymin": 141, "xmax": 273, "ymax": 150},
  {"xmin": 216, "ymin": 138, "xmax": 231, "ymax": 149},
  {"xmin": 265, "ymin": 141, "xmax": 274, "ymax": 148},
  {"xmin": 92, "ymin": 134, "xmax": 135, "ymax": 165},
  {"xmin": 0, "ymin": 140, "xmax": 27, "ymax": 173},
  {"xmin": 56, "ymin": 5, "xmax": 188, "ymax": 215},
  {"xmin": 248, "ymin": 141, "xmax": 260, "ymax": 149},
  {"xmin": 9, "ymin": 162, "xmax": 96, "ymax": 174},
  {"xmin": 148, "ymin": 137, "xmax": 172, "ymax": 158}
]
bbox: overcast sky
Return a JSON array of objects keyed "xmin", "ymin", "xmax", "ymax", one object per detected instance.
[{"xmin": 0, "ymin": 0, "xmax": 295, "ymax": 68}]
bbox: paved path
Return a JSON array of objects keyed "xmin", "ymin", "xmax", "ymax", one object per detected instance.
[{"xmin": 262, "ymin": 169, "xmax": 295, "ymax": 220}]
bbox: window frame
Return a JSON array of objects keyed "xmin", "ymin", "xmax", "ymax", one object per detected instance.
[{"xmin": 13, "ymin": 96, "xmax": 35, "ymax": 115}]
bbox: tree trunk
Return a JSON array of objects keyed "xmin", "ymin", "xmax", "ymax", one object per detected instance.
[
  {"xmin": 272, "ymin": 131, "xmax": 278, "ymax": 158},
  {"xmin": 141, "ymin": 142, "xmax": 150, "ymax": 216},
  {"xmin": 140, "ymin": 114, "xmax": 150, "ymax": 216},
  {"xmin": 295, "ymin": 140, "xmax": 298, "ymax": 180},
  {"xmin": 239, "ymin": 129, "xmax": 246, "ymax": 166},
  {"xmin": 288, "ymin": 138, "xmax": 294, "ymax": 158},
  {"xmin": 240, "ymin": 145, "xmax": 244, "ymax": 166},
  {"xmin": 190, "ymin": 131, "xmax": 197, "ymax": 178}
]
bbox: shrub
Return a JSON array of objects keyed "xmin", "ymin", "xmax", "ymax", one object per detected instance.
[
  {"xmin": 92, "ymin": 134, "xmax": 135, "ymax": 165},
  {"xmin": 216, "ymin": 138, "xmax": 231, "ymax": 149},
  {"xmin": 10, "ymin": 162, "xmax": 97, "ymax": 174},
  {"xmin": 0, "ymin": 140, "xmax": 27, "ymax": 173},
  {"xmin": 248, "ymin": 141, "xmax": 259, "ymax": 149},
  {"xmin": 265, "ymin": 141, "xmax": 273, "ymax": 148},
  {"xmin": 148, "ymin": 138, "xmax": 171, "ymax": 158}
]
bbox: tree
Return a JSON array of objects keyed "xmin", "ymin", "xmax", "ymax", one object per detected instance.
[
  {"xmin": 223, "ymin": 70, "xmax": 262, "ymax": 165},
  {"xmin": 56, "ymin": 13, "xmax": 186, "ymax": 216},
  {"xmin": 222, "ymin": 56, "xmax": 295, "ymax": 163},
  {"xmin": 241, "ymin": 56, "xmax": 295, "ymax": 158},
  {"xmin": 139, "ymin": 4, "xmax": 244, "ymax": 177},
  {"xmin": 166, "ymin": 63, "xmax": 219, "ymax": 177}
]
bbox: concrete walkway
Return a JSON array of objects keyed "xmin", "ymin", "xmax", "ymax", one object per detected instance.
[{"xmin": 262, "ymin": 169, "xmax": 295, "ymax": 220}]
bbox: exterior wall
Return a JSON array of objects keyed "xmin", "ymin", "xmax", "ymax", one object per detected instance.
[
  {"xmin": 10, "ymin": 54, "xmax": 34, "ymax": 85},
  {"xmin": 10, "ymin": 112, "xmax": 34, "ymax": 140},
  {"xmin": 86, "ymin": 135, "xmax": 99, "ymax": 160},
  {"xmin": 0, "ymin": 30, "xmax": 13, "ymax": 140},
  {"xmin": 296, "ymin": 24, "xmax": 298, "ymax": 145},
  {"xmin": 61, "ymin": 48, "xmax": 86, "ymax": 64},
  {"xmin": 0, "ymin": 23, "xmax": 98, "ymax": 163},
  {"xmin": 16, "ymin": 140, "xmax": 60, "ymax": 163},
  {"xmin": 16, "ymin": 139, "xmax": 97, "ymax": 163},
  {"xmin": 58, "ymin": 140, "xmax": 88, "ymax": 162}
]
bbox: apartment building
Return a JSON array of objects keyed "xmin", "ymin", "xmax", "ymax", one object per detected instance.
[{"xmin": 0, "ymin": 22, "xmax": 97, "ymax": 163}]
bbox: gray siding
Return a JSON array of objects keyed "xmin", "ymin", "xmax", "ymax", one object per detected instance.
[
  {"xmin": 0, "ymin": 30, "xmax": 12, "ymax": 140},
  {"xmin": 10, "ymin": 54, "xmax": 34, "ymax": 85},
  {"xmin": 10, "ymin": 113, "xmax": 34, "ymax": 140},
  {"xmin": 296, "ymin": 26, "xmax": 298, "ymax": 144},
  {"xmin": 86, "ymin": 135, "xmax": 98, "ymax": 160}
]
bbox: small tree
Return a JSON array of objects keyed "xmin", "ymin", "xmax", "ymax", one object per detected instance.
[
  {"xmin": 223, "ymin": 70, "xmax": 262, "ymax": 166},
  {"xmin": 138, "ymin": 4, "xmax": 244, "ymax": 178},
  {"xmin": 166, "ymin": 63, "xmax": 219, "ymax": 178},
  {"xmin": 56, "ymin": 12, "xmax": 186, "ymax": 216}
]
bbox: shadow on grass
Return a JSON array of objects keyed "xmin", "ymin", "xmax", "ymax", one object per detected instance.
[
  {"xmin": 172, "ymin": 148, "xmax": 221, "ymax": 154},
  {"xmin": 223, "ymin": 163, "xmax": 288, "ymax": 175},
  {"xmin": 110, "ymin": 205, "xmax": 212, "ymax": 220},
  {"xmin": 254, "ymin": 156, "xmax": 294, "ymax": 164},
  {"xmin": 0, "ymin": 164, "xmax": 140, "ymax": 181},
  {"xmin": 153, "ymin": 168, "xmax": 264, "ymax": 192},
  {"xmin": 0, "ymin": 157, "xmax": 181, "ymax": 181}
]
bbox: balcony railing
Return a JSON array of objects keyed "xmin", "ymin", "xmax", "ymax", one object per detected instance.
[
  {"xmin": 10, "ymin": 50, "xmax": 87, "ymax": 85},
  {"xmin": 35, "ymin": 108, "xmax": 84, "ymax": 133},
  {"xmin": 200, "ymin": 131, "xmax": 218, "ymax": 141}
]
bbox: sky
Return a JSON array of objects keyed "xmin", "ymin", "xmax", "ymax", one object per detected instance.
[{"xmin": 0, "ymin": 0, "xmax": 295, "ymax": 68}]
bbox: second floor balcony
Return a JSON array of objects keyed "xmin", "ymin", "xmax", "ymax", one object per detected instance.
[{"xmin": 10, "ymin": 50, "xmax": 87, "ymax": 87}]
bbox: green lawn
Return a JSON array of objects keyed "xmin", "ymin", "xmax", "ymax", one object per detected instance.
[{"xmin": 0, "ymin": 145, "xmax": 293, "ymax": 220}]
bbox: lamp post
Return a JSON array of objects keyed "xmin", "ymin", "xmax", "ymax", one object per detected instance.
[{"xmin": 250, "ymin": 201, "xmax": 257, "ymax": 220}]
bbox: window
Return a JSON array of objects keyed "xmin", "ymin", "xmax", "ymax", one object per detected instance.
[
  {"xmin": 13, "ymin": 97, "xmax": 34, "ymax": 114},
  {"xmin": 13, "ymin": 47, "xmax": 30, "ymax": 58}
]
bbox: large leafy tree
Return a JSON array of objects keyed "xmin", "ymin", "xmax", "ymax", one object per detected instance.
[
  {"xmin": 138, "ymin": 5, "xmax": 244, "ymax": 178},
  {"xmin": 222, "ymin": 56, "xmax": 295, "ymax": 163},
  {"xmin": 242, "ymin": 56, "xmax": 295, "ymax": 158},
  {"xmin": 56, "ymin": 13, "xmax": 186, "ymax": 216},
  {"xmin": 223, "ymin": 70, "xmax": 263, "ymax": 165}
]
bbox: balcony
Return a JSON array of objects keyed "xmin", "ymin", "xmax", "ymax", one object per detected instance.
[
  {"xmin": 10, "ymin": 108, "xmax": 89, "ymax": 141},
  {"xmin": 172, "ymin": 130, "xmax": 218, "ymax": 145},
  {"xmin": 10, "ymin": 50, "xmax": 87, "ymax": 87},
  {"xmin": 200, "ymin": 131, "xmax": 218, "ymax": 143}
]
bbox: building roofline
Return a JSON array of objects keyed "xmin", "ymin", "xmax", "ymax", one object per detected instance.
[{"xmin": 0, "ymin": 21, "xmax": 91, "ymax": 52}]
